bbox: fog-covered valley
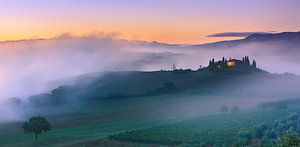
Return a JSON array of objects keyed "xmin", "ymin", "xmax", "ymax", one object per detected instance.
[{"xmin": 1, "ymin": 32, "xmax": 300, "ymax": 123}]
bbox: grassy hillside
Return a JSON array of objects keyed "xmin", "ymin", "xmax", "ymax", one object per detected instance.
[{"xmin": 27, "ymin": 69, "xmax": 300, "ymax": 107}]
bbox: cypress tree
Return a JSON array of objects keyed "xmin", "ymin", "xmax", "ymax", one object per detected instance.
[
  {"xmin": 252, "ymin": 60, "xmax": 257, "ymax": 69},
  {"xmin": 245, "ymin": 56, "xmax": 250, "ymax": 66}
]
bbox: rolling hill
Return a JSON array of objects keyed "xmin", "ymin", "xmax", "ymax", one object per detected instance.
[{"xmin": 26, "ymin": 56, "xmax": 300, "ymax": 107}]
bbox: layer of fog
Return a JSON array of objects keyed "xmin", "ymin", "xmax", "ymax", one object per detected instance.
[
  {"xmin": 0, "ymin": 35, "xmax": 180, "ymax": 101},
  {"xmin": 1, "ymin": 33, "xmax": 300, "ymax": 123}
]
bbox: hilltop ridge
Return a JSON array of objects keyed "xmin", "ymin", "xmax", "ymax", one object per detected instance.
[
  {"xmin": 188, "ymin": 31, "xmax": 300, "ymax": 49},
  {"xmin": 24, "ymin": 56, "xmax": 300, "ymax": 107},
  {"xmin": 205, "ymin": 56, "xmax": 261, "ymax": 73}
]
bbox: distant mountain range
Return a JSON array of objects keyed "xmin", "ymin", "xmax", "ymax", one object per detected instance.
[
  {"xmin": 2, "ymin": 31, "xmax": 299, "ymax": 49},
  {"xmin": 185, "ymin": 31, "xmax": 300, "ymax": 49},
  {"xmin": 119, "ymin": 31, "xmax": 300, "ymax": 50}
]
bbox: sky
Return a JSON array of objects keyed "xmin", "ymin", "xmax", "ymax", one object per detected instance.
[{"xmin": 0, "ymin": 0, "xmax": 300, "ymax": 44}]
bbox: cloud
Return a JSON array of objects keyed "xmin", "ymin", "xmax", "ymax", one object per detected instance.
[
  {"xmin": 54, "ymin": 31, "xmax": 122, "ymax": 39},
  {"xmin": 207, "ymin": 32, "xmax": 272, "ymax": 38}
]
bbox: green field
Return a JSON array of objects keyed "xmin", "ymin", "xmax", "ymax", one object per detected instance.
[
  {"xmin": 0, "ymin": 96, "xmax": 179, "ymax": 146},
  {"xmin": 0, "ymin": 93, "xmax": 298, "ymax": 146},
  {"xmin": 1, "ymin": 118, "xmax": 177, "ymax": 147},
  {"xmin": 110, "ymin": 107, "xmax": 300, "ymax": 146},
  {"xmin": 1, "ymin": 94, "xmax": 226, "ymax": 147}
]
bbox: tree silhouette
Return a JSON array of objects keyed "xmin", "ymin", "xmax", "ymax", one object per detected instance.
[
  {"xmin": 230, "ymin": 106, "xmax": 240, "ymax": 114},
  {"xmin": 172, "ymin": 64, "xmax": 177, "ymax": 71},
  {"xmin": 219, "ymin": 104, "xmax": 229, "ymax": 114},
  {"xmin": 23, "ymin": 116, "xmax": 51, "ymax": 141},
  {"xmin": 252, "ymin": 60, "xmax": 257, "ymax": 69}
]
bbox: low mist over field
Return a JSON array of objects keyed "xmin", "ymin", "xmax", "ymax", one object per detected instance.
[{"xmin": 0, "ymin": 34, "xmax": 178, "ymax": 100}]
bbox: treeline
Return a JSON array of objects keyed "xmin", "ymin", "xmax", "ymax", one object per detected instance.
[
  {"xmin": 218, "ymin": 104, "xmax": 240, "ymax": 114},
  {"xmin": 208, "ymin": 56, "xmax": 258, "ymax": 72},
  {"xmin": 257, "ymin": 98, "xmax": 300, "ymax": 109},
  {"xmin": 28, "ymin": 85, "xmax": 80, "ymax": 106},
  {"xmin": 28, "ymin": 81, "xmax": 178, "ymax": 106}
]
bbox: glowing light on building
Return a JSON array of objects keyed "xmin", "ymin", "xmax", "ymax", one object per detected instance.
[{"xmin": 226, "ymin": 61, "xmax": 235, "ymax": 67}]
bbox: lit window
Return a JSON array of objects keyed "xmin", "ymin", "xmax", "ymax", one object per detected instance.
[{"xmin": 226, "ymin": 61, "xmax": 235, "ymax": 67}]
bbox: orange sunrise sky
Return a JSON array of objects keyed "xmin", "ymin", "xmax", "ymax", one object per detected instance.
[{"xmin": 0, "ymin": 0, "xmax": 299, "ymax": 44}]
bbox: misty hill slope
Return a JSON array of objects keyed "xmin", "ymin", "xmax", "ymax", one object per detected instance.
[
  {"xmin": 28, "ymin": 67, "xmax": 300, "ymax": 106},
  {"xmin": 188, "ymin": 31, "xmax": 300, "ymax": 49}
]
